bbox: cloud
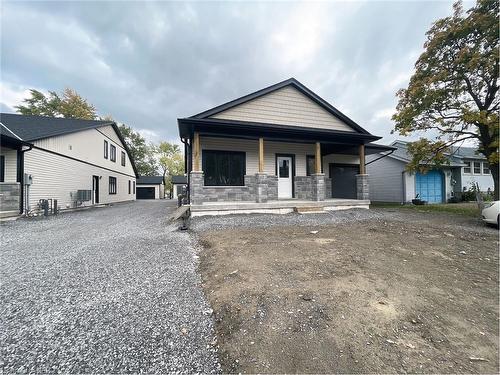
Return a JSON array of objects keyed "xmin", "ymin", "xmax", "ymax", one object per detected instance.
[{"xmin": 1, "ymin": 0, "xmax": 459, "ymax": 144}]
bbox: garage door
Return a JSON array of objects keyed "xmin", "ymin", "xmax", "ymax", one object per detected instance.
[
  {"xmin": 136, "ymin": 187, "xmax": 156, "ymax": 199},
  {"xmin": 329, "ymin": 164, "xmax": 359, "ymax": 199},
  {"xmin": 415, "ymin": 170, "xmax": 443, "ymax": 203}
]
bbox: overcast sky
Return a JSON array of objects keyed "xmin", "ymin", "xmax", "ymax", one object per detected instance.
[{"xmin": 1, "ymin": 0, "xmax": 466, "ymax": 145}]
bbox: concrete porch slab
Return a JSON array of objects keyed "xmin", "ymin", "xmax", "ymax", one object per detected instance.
[{"xmin": 190, "ymin": 199, "xmax": 370, "ymax": 217}]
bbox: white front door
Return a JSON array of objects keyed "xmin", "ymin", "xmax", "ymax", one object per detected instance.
[{"xmin": 277, "ymin": 156, "xmax": 293, "ymax": 198}]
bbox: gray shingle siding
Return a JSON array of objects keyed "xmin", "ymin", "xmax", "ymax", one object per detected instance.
[{"xmin": 366, "ymin": 155, "xmax": 406, "ymax": 203}]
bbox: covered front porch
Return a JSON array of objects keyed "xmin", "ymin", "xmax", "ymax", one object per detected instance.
[{"xmin": 179, "ymin": 117, "xmax": 393, "ymax": 210}]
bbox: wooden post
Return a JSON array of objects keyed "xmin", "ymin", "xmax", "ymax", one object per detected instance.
[
  {"xmin": 359, "ymin": 144, "xmax": 366, "ymax": 174},
  {"xmin": 258, "ymin": 137, "xmax": 264, "ymax": 173},
  {"xmin": 315, "ymin": 142, "xmax": 321, "ymax": 174},
  {"xmin": 193, "ymin": 132, "xmax": 200, "ymax": 172}
]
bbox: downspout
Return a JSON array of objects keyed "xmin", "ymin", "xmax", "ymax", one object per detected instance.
[{"xmin": 18, "ymin": 144, "xmax": 33, "ymax": 214}]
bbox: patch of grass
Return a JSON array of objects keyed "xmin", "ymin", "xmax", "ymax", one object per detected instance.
[{"xmin": 371, "ymin": 202, "xmax": 480, "ymax": 217}]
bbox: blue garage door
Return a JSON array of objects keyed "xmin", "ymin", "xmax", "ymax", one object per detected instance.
[{"xmin": 416, "ymin": 170, "xmax": 444, "ymax": 203}]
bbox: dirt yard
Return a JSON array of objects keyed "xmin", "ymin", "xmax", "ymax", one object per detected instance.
[{"xmin": 197, "ymin": 209, "xmax": 499, "ymax": 374}]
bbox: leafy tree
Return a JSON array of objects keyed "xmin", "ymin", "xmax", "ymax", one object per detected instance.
[
  {"xmin": 15, "ymin": 88, "xmax": 97, "ymax": 119},
  {"xmin": 157, "ymin": 141, "xmax": 184, "ymax": 194},
  {"xmin": 392, "ymin": 0, "xmax": 499, "ymax": 199},
  {"xmin": 118, "ymin": 124, "xmax": 159, "ymax": 176}
]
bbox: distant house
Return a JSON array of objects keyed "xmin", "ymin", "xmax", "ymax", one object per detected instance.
[
  {"xmin": 177, "ymin": 78, "xmax": 392, "ymax": 215},
  {"xmin": 136, "ymin": 176, "xmax": 165, "ymax": 199},
  {"xmin": 0, "ymin": 113, "xmax": 138, "ymax": 217},
  {"xmin": 171, "ymin": 175, "xmax": 187, "ymax": 198},
  {"xmin": 367, "ymin": 140, "xmax": 493, "ymax": 204}
]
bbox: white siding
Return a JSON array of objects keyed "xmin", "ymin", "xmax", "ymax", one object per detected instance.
[
  {"xmin": 460, "ymin": 160, "xmax": 494, "ymax": 191},
  {"xmin": 403, "ymin": 171, "xmax": 415, "ymax": 202},
  {"xmin": 1, "ymin": 147, "xmax": 17, "ymax": 182},
  {"xmin": 22, "ymin": 125, "xmax": 136, "ymax": 211},
  {"xmin": 211, "ymin": 86, "xmax": 354, "ymax": 132},
  {"xmin": 24, "ymin": 148, "xmax": 135, "ymax": 210},
  {"xmin": 33, "ymin": 125, "xmax": 134, "ymax": 175}
]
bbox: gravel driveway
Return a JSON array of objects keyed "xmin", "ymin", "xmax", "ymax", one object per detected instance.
[{"xmin": 0, "ymin": 200, "xmax": 220, "ymax": 373}]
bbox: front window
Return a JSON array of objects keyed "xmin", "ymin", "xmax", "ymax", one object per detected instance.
[
  {"xmin": 473, "ymin": 161, "xmax": 481, "ymax": 174},
  {"xmin": 128, "ymin": 180, "xmax": 131, "ymax": 194},
  {"xmin": 483, "ymin": 162, "xmax": 490, "ymax": 174},
  {"xmin": 463, "ymin": 161, "xmax": 471, "ymax": 174},
  {"xmin": 121, "ymin": 151, "xmax": 126, "ymax": 166},
  {"xmin": 104, "ymin": 140, "xmax": 108, "ymax": 159},
  {"xmin": 133, "ymin": 181, "xmax": 136, "ymax": 194},
  {"xmin": 109, "ymin": 176, "xmax": 117, "ymax": 194},
  {"xmin": 202, "ymin": 150, "xmax": 246, "ymax": 186},
  {"xmin": 110, "ymin": 145, "xmax": 116, "ymax": 162}
]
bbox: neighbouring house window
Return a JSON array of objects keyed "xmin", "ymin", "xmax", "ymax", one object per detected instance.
[
  {"xmin": 306, "ymin": 155, "xmax": 315, "ymax": 176},
  {"xmin": 128, "ymin": 180, "xmax": 131, "ymax": 194},
  {"xmin": 110, "ymin": 144, "xmax": 116, "ymax": 162},
  {"xmin": 463, "ymin": 161, "xmax": 471, "ymax": 174},
  {"xmin": 483, "ymin": 162, "xmax": 490, "ymax": 174},
  {"xmin": 473, "ymin": 161, "xmax": 481, "ymax": 174},
  {"xmin": 104, "ymin": 140, "xmax": 108, "ymax": 159},
  {"xmin": 121, "ymin": 151, "xmax": 126, "ymax": 166},
  {"xmin": 109, "ymin": 176, "xmax": 117, "ymax": 194},
  {"xmin": 0, "ymin": 155, "xmax": 5, "ymax": 182},
  {"xmin": 202, "ymin": 150, "xmax": 246, "ymax": 186},
  {"xmin": 133, "ymin": 181, "xmax": 136, "ymax": 194}
]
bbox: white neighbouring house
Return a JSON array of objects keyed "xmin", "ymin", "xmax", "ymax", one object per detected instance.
[
  {"xmin": 0, "ymin": 113, "xmax": 138, "ymax": 217},
  {"xmin": 136, "ymin": 176, "xmax": 165, "ymax": 199}
]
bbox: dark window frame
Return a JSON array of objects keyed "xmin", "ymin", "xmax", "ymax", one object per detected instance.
[
  {"xmin": 121, "ymin": 151, "xmax": 126, "ymax": 167},
  {"xmin": 110, "ymin": 144, "xmax": 116, "ymax": 162},
  {"xmin": 0, "ymin": 155, "xmax": 5, "ymax": 182},
  {"xmin": 133, "ymin": 181, "xmax": 136, "ymax": 194},
  {"xmin": 202, "ymin": 150, "xmax": 246, "ymax": 186},
  {"xmin": 109, "ymin": 176, "xmax": 117, "ymax": 194},
  {"xmin": 305, "ymin": 154, "xmax": 323, "ymax": 176},
  {"xmin": 128, "ymin": 180, "xmax": 131, "ymax": 194},
  {"xmin": 104, "ymin": 140, "xmax": 108, "ymax": 159}
]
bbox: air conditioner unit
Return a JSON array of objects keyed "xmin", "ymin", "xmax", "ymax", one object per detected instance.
[{"xmin": 76, "ymin": 190, "xmax": 91, "ymax": 201}]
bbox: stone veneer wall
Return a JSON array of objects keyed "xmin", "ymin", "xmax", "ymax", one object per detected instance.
[
  {"xmin": 311, "ymin": 174, "xmax": 325, "ymax": 201},
  {"xmin": 294, "ymin": 176, "xmax": 313, "ymax": 199},
  {"xmin": 325, "ymin": 178, "xmax": 332, "ymax": 199},
  {"xmin": 0, "ymin": 183, "xmax": 20, "ymax": 212},
  {"xmin": 190, "ymin": 171, "xmax": 278, "ymax": 204},
  {"xmin": 356, "ymin": 174, "xmax": 370, "ymax": 200}
]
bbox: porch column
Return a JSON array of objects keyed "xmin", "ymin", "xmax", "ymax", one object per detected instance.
[
  {"xmin": 259, "ymin": 137, "xmax": 264, "ymax": 173},
  {"xmin": 190, "ymin": 132, "xmax": 204, "ymax": 204},
  {"xmin": 356, "ymin": 144, "xmax": 369, "ymax": 200},
  {"xmin": 315, "ymin": 142, "xmax": 322, "ymax": 173},
  {"xmin": 359, "ymin": 144, "xmax": 366, "ymax": 174},
  {"xmin": 193, "ymin": 132, "xmax": 201, "ymax": 172},
  {"xmin": 255, "ymin": 137, "xmax": 268, "ymax": 203}
]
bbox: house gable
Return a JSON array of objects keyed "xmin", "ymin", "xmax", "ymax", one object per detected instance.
[
  {"xmin": 192, "ymin": 78, "xmax": 370, "ymax": 134},
  {"xmin": 210, "ymin": 85, "xmax": 354, "ymax": 132}
]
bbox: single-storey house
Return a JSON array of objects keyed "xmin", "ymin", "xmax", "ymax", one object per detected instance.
[
  {"xmin": 171, "ymin": 175, "xmax": 187, "ymax": 198},
  {"xmin": 367, "ymin": 140, "xmax": 494, "ymax": 204},
  {"xmin": 136, "ymin": 176, "xmax": 165, "ymax": 199},
  {"xmin": 0, "ymin": 113, "xmax": 137, "ymax": 217},
  {"xmin": 177, "ymin": 78, "xmax": 392, "ymax": 216}
]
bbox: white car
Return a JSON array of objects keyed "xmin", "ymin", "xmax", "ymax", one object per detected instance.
[{"xmin": 481, "ymin": 201, "xmax": 499, "ymax": 227}]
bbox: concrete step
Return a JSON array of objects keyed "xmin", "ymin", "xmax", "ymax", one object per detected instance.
[{"xmin": 294, "ymin": 206, "xmax": 326, "ymax": 214}]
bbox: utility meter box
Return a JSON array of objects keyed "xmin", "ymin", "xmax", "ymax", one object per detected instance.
[{"xmin": 24, "ymin": 173, "xmax": 33, "ymax": 185}]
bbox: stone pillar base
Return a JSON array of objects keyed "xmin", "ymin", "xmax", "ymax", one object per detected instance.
[
  {"xmin": 356, "ymin": 174, "xmax": 370, "ymax": 200},
  {"xmin": 255, "ymin": 173, "xmax": 268, "ymax": 203},
  {"xmin": 311, "ymin": 173, "xmax": 325, "ymax": 201},
  {"xmin": 190, "ymin": 171, "xmax": 204, "ymax": 205}
]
